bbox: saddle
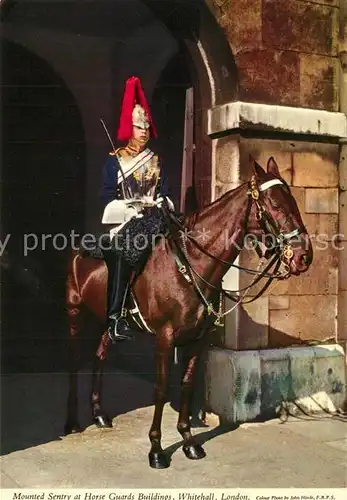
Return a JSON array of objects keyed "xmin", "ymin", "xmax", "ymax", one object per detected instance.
[{"xmin": 79, "ymin": 205, "xmax": 185, "ymax": 334}]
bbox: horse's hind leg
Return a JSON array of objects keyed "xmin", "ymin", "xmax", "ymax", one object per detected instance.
[
  {"xmin": 91, "ymin": 331, "xmax": 112, "ymax": 428},
  {"xmin": 64, "ymin": 306, "xmax": 83, "ymax": 434},
  {"xmin": 177, "ymin": 335, "xmax": 206, "ymax": 460}
]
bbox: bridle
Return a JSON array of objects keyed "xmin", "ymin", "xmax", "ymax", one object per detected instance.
[
  {"xmin": 163, "ymin": 175, "xmax": 307, "ymax": 325},
  {"xmin": 247, "ymin": 175, "xmax": 305, "ymax": 271}
]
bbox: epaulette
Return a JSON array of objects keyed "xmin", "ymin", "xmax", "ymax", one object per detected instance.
[{"xmin": 109, "ymin": 147, "xmax": 123, "ymax": 156}]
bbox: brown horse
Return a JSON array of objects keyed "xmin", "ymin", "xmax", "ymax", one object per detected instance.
[{"xmin": 64, "ymin": 157, "xmax": 313, "ymax": 468}]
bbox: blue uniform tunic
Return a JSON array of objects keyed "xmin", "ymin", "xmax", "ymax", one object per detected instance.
[{"xmin": 100, "ymin": 152, "xmax": 170, "ymax": 207}]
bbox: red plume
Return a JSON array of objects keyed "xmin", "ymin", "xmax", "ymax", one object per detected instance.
[{"xmin": 116, "ymin": 76, "xmax": 157, "ymax": 141}]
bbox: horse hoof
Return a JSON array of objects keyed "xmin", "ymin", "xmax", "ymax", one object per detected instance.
[
  {"xmin": 148, "ymin": 451, "xmax": 170, "ymax": 469},
  {"xmin": 183, "ymin": 444, "xmax": 206, "ymax": 460},
  {"xmin": 64, "ymin": 421, "xmax": 82, "ymax": 435},
  {"xmin": 93, "ymin": 414, "xmax": 113, "ymax": 428}
]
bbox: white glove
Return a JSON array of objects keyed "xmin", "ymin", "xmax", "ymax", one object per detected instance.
[{"xmin": 156, "ymin": 196, "xmax": 175, "ymax": 211}]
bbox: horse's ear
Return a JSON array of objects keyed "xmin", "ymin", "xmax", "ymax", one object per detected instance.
[
  {"xmin": 267, "ymin": 157, "xmax": 280, "ymax": 177},
  {"xmin": 250, "ymin": 155, "xmax": 266, "ymax": 177}
]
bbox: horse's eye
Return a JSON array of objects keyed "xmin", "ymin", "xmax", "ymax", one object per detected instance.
[{"xmin": 271, "ymin": 200, "xmax": 281, "ymax": 209}]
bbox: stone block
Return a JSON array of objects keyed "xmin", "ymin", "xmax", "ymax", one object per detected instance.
[
  {"xmin": 214, "ymin": 182, "xmax": 237, "ymax": 199},
  {"xmin": 221, "ymin": 0, "xmax": 262, "ymax": 54},
  {"xmin": 232, "ymin": 349, "xmax": 262, "ymax": 422},
  {"xmin": 288, "ymin": 245, "xmax": 338, "ymax": 295},
  {"xmin": 239, "ymin": 138, "xmax": 292, "ymax": 184},
  {"xmin": 223, "ymin": 296, "xmax": 239, "ymax": 350},
  {"xmin": 205, "ymin": 347, "xmax": 236, "ymax": 420},
  {"xmin": 240, "ymin": 245, "xmax": 338, "ymax": 296},
  {"xmin": 285, "ymin": 141, "xmax": 340, "ymax": 157},
  {"xmin": 288, "ymin": 346, "xmax": 318, "ymax": 400},
  {"xmin": 303, "ymin": 214, "xmax": 338, "ymax": 242},
  {"xmin": 268, "ymin": 325, "xmax": 305, "ymax": 349},
  {"xmin": 237, "ymin": 297, "xmax": 269, "ymax": 350},
  {"xmin": 223, "ymin": 273, "xmax": 269, "ymax": 351},
  {"xmin": 205, "ymin": 348, "xmax": 261, "ymax": 422},
  {"xmin": 337, "ymin": 291, "xmax": 347, "ymax": 341},
  {"xmin": 269, "ymin": 296, "xmax": 289, "ymax": 310},
  {"xmin": 338, "ymin": 245, "xmax": 347, "ymax": 292},
  {"xmin": 313, "ymin": 345, "xmax": 346, "ymax": 410},
  {"xmin": 339, "ymin": 189, "xmax": 347, "ymax": 237},
  {"xmin": 260, "ymin": 349, "xmax": 291, "ymax": 413},
  {"xmin": 236, "ymin": 49, "xmax": 300, "ymax": 106},
  {"xmin": 209, "ymin": 102, "xmax": 347, "ymax": 138},
  {"xmin": 293, "ymin": 152, "xmax": 338, "ymax": 187},
  {"xmin": 215, "ymin": 136, "xmax": 241, "ymax": 184},
  {"xmin": 270, "ymin": 295, "xmax": 337, "ymax": 342},
  {"xmin": 242, "ymin": 296, "xmax": 268, "ymax": 324},
  {"xmin": 305, "ymin": 188, "xmax": 338, "ymax": 213},
  {"xmin": 263, "ymin": 0, "xmax": 338, "ymax": 56},
  {"xmin": 339, "ymin": 144, "xmax": 347, "ymax": 192},
  {"xmin": 205, "ymin": 343, "xmax": 346, "ymax": 423},
  {"xmin": 288, "ymin": 344, "xmax": 345, "ymax": 412},
  {"xmin": 222, "ymin": 263, "xmax": 241, "ymax": 350},
  {"xmin": 300, "ymin": 1, "xmax": 339, "ymax": 5},
  {"xmin": 300, "ymin": 54, "xmax": 339, "ymax": 111},
  {"xmin": 291, "ymin": 186, "xmax": 306, "ymax": 214}
]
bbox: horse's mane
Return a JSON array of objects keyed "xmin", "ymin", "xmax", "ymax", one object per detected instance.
[{"xmin": 183, "ymin": 181, "xmax": 247, "ymax": 231}]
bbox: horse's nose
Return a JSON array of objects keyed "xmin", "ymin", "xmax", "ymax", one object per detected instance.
[
  {"xmin": 300, "ymin": 252, "xmax": 312, "ymax": 268},
  {"xmin": 302, "ymin": 254, "xmax": 310, "ymax": 266}
]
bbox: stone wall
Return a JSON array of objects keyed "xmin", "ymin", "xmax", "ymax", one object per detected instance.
[
  {"xmin": 242, "ymin": 139, "xmax": 339, "ymax": 348},
  {"xmin": 215, "ymin": 136, "xmax": 341, "ymax": 349},
  {"xmin": 205, "ymin": 0, "xmax": 345, "ymax": 350},
  {"xmin": 209, "ymin": 0, "xmax": 339, "ymax": 111}
]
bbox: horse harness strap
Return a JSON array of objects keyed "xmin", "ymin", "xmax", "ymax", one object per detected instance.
[
  {"xmin": 163, "ymin": 176, "xmax": 305, "ymax": 325},
  {"xmin": 171, "ymin": 246, "xmax": 192, "ymax": 284}
]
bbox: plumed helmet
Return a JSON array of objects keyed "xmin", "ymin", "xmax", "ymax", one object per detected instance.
[
  {"xmin": 117, "ymin": 76, "xmax": 157, "ymax": 141},
  {"xmin": 132, "ymin": 104, "xmax": 150, "ymax": 130}
]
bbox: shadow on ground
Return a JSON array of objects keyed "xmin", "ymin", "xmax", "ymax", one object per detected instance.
[{"xmin": 1, "ymin": 297, "xmax": 211, "ymax": 456}]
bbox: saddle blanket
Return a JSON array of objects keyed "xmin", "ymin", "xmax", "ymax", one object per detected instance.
[{"xmin": 79, "ymin": 206, "xmax": 168, "ymax": 268}]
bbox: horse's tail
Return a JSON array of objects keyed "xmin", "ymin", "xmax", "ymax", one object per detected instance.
[{"xmin": 66, "ymin": 249, "xmax": 83, "ymax": 336}]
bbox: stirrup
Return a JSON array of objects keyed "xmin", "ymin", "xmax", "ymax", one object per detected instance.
[{"xmin": 108, "ymin": 315, "xmax": 134, "ymax": 342}]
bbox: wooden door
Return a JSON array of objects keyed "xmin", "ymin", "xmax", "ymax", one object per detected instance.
[
  {"xmin": 193, "ymin": 85, "xmax": 212, "ymax": 209},
  {"xmin": 180, "ymin": 87, "xmax": 194, "ymax": 213}
]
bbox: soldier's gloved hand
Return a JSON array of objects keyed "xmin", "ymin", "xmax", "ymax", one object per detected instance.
[
  {"xmin": 141, "ymin": 196, "xmax": 156, "ymax": 207},
  {"xmin": 156, "ymin": 196, "xmax": 175, "ymax": 211}
]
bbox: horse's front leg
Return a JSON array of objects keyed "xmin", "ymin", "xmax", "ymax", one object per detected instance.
[
  {"xmin": 148, "ymin": 334, "xmax": 174, "ymax": 469},
  {"xmin": 91, "ymin": 331, "xmax": 112, "ymax": 428},
  {"xmin": 177, "ymin": 335, "xmax": 206, "ymax": 460}
]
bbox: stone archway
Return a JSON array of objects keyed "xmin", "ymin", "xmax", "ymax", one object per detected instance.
[
  {"xmin": 0, "ymin": 0, "xmax": 237, "ymax": 378},
  {"xmin": 143, "ymin": 0, "xmax": 238, "ymax": 108},
  {"xmin": 1, "ymin": 0, "xmax": 237, "ymax": 225},
  {"xmin": 1, "ymin": 39, "xmax": 86, "ymax": 372},
  {"xmin": 2, "ymin": 39, "xmax": 86, "ymax": 241},
  {"xmin": 140, "ymin": 0, "xmax": 238, "ymax": 208}
]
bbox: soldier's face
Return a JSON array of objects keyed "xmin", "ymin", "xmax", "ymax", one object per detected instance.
[{"xmin": 132, "ymin": 125, "xmax": 150, "ymax": 145}]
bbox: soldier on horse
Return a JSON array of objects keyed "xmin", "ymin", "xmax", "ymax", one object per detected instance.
[
  {"xmin": 100, "ymin": 76, "xmax": 175, "ymax": 342},
  {"xmin": 65, "ymin": 77, "xmax": 313, "ymax": 469}
]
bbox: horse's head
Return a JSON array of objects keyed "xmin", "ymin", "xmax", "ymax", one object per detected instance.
[{"xmin": 247, "ymin": 156, "xmax": 313, "ymax": 276}]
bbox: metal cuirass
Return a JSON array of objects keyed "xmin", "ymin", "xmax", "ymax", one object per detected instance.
[{"xmin": 102, "ymin": 151, "xmax": 160, "ymax": 225}]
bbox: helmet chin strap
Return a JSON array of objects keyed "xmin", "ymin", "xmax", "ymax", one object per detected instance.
[{"xmin": 125, "ymin": 136, "xmax": 148, "ymax": 156}]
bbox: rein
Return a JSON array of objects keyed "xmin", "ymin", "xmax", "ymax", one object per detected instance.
[{"xmin": 164, "ymin": 176, "xmax": 305, "ymax": 325}]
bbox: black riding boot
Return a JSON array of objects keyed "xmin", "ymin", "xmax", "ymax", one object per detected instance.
[{"xmin": 104, "ymin": 251, "xmax": 141, "ymax": 342}]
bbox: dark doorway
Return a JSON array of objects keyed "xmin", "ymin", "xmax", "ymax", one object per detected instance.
[{"xmin": 1, "ymin": 39, "xmax": 86, "ymax": 373}]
